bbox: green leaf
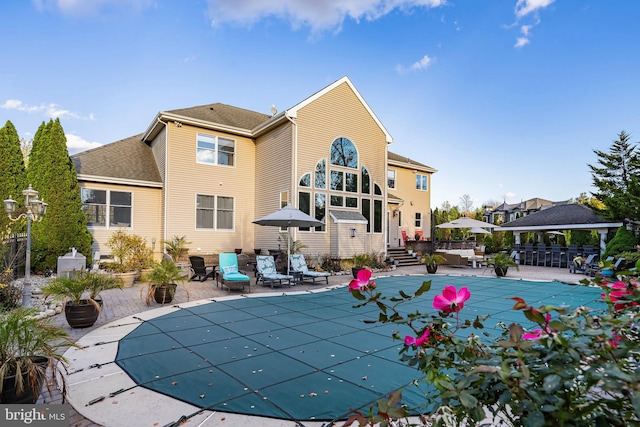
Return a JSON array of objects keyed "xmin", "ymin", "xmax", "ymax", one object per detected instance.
[
  {"xmin": 351, "ymin": 290, "xmax": 366, "ymax": 300},
  {"xmin": 525, "ymin": 411, "xmax": 545, "ymax": 427},
  {"xmin": 415, "ymin": 280, "xmax": 432, "ymax": 297},
  {"xmin": 543, "ymin": 374, "xmax": 561, "ymax": 393},
  {"xmin": 548, "ymin": 320, "xmax": 569, "ymax": 331},
  {"xmin": 459, "ymin": 391, "xmax": 478, "ymax": 408},
  {"xmin": 509, "ymin": 324, "xmax": 524, "ymax": 342}
]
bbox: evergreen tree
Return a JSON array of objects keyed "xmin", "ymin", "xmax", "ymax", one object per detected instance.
[
  {"xmin": 589, "ymin": 130, "xmax": 640, "ymax": 221},
  {"xmin": 0, "ymin": 121, "xmax": 28, "ymax": 233},
  {"xmin": 27, "ymin": 119, "xmax": 92, "ymax": 271}
]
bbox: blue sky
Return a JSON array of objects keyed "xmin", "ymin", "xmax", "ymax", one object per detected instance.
[{"xmin": 1, "ymin": 1, "xmax": 639, "ymax": 210}]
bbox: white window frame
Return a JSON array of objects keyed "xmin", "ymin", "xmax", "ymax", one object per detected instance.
[
  {"xmin": 416, "ymin": 174, "xmax": 428, "ymax": 191},
  {"xmin": 196, "ymin": 133, "xmax": 236, "ymax": 167},
  {"xmin": 195, "ymin": 194, "xmax": 235, "ymax": 231},
  {"xmin": 387, "ymin": 169, "xmax": 396, "ymax": 189},
  {"xmin": 81, "ymin": 188, "xmax": 133, "ymax": 229}
]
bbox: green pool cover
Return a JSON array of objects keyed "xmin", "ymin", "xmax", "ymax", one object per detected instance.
[{"xmin": 115, "ymin": 275, "xmax": 603, "ymax": 423}]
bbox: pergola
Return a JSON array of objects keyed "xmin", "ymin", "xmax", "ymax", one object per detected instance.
[{"xmin": 494, "ymin": 204, "xmax": 623, "ymax": 254}]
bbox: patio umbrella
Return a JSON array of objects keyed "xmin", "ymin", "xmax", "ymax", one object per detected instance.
[
  {"xmin": 469, "ymin": 227, "xmax": 491, "ymax": 234},
  {"xmin": 253, "ymin": 205, "xmax": 324, "ymax": 274},
  {"xmin": 436, "ymin": 216, "xmax": 496, "ymax": 230}
]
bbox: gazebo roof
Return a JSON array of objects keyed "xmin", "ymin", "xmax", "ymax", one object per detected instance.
[{"xmin": 495, "ymin": 204, "xmax": 622, "ymax": 232}]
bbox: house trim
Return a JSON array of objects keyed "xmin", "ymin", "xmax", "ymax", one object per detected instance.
[{"xmin": 77, "ymin": 174, "xmax": 163, "ymax": 188}]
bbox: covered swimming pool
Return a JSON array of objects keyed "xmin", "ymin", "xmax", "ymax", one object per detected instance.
[{"xmin": 111, "ymin": 274, "xmax": 603, "ymax": 424}]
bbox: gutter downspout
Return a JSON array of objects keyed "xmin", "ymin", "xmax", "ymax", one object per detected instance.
[
  {"xmin": 155, "ymin": 117, "xmax": 169, "ymax": 256},
  {"xmin": 284, "ymin": 111, "xmax": 298, "ymax": 242}
]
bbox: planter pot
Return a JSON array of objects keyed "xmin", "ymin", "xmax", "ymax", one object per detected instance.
[
  {"xmin": 112, "ymin": 271, "xmax": 136, "ymax": 288},
  {"xmin": 154, "ymin": 284, "xmax": 177, "ymax": 304},
  {"xmin": 494, "ymin": 267, "xmax": 508, "ymax": 277},
  {"xmin": 65, "ymin": 299, "xmax": 102, "ymax": 329},
  {"xmin": 235, "ymin": 249, "xmax": 242, "ymax": 255},
  {"xmin": 254, "ymin": 249, "xmax": 262, "ymax": 255},
  {"xmin": 601, "ymin": 269, "xmax": 614, "ymax": 277},
  {"xmin": 426, "ymin": 264, "xmax": 438, "ymax": 274},
  {"xmin": 1, "ymin": 357, "xmax": 48, "ymax": 404}
]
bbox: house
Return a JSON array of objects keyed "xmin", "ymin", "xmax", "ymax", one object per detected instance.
[
  {"xmin": 484, "ymin": 197, "xmax": 566, "ymax": 224},
  {"xmin": 72, "ymin": 77, "xmax": 436, "ymax": 260}
]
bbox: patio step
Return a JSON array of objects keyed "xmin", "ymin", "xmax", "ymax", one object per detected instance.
[{"xmin": 387, "ymin": 248, "xmax": 422, "ymax": 267}]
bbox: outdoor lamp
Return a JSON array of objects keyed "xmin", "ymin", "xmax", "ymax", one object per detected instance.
[
  {"xmin": 4, "ymin": 184, "xmax": 47, "ymax": 307},
  {"xmin": 3, "ymin": 196, "xmax": 16, "ymax": 215}
]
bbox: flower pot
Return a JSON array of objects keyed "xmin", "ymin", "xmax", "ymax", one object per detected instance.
[
  {"xmin": 65, "ymin": 299, "xmax": 103, "ymax": 329},
  {"xmin": 494, "ymin": 267, "xmax": 508, "ymax": 277},
  {"xmin": 235, "ymin": 249, "xmax": 242, "ymax": 255},
  {"xmin": 154, "ymin": 284, "xmax": 177, "ymax": 304},
  {"xmin": 1, "ymin": 357, "xmax": 48, "ymax": 404},
  {"xmin": 113, "ymin": 271, "xmax": 136, "ymax": 288},
  {"xmin": 426, "ymin": 264, "xmax": 438, "ymax": 274},
  {"xmin": 254, "ymin": 249, "xmax": 262, "ymax": 255}
]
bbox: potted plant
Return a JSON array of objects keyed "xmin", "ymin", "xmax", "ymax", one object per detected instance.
[
  {"xmin": 0, "ymin": 308, "xmax": 79, "ymax": 403},
  {"xmin": 106, "ymin": 231, "xmax": 151, "ymax": 287},
  {"xmin": 406, "ymin": 245, "xmax": 414, "ymax": 255},
  {"xmin": 140, "ymin": 259, "xmax": 188, "ymax": 305},
  {"xmin": 42, "ymin": 271, "xmax": 123, "ymax": 328},
  {"xmin": 164, "ymin": 235, "xmax": 191, "ymax": 262},
  {"xmin": 351, "ymin": 253, "xmax": 371, "ymax": 278},
  {"xmin": 421, "ymin": 252, "xmax": 447, "ymax": 274},
  {"xmin": 487, "ymin": 253, "xmax": 519, "ymax": 277}
]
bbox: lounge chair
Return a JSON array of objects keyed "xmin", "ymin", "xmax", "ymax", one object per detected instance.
[
  {"xmin": 256, "ymin": 255, "xmax": 293, "ymax": 288},
  {"xmin": 216, "ymin": 253, "xmax": 250, "ymax": 292},
  {"xmin": 289, "ymin": 254, "xmax": 330, "ymax": 285},
  {"xmin": 188, "ymin": 256, "xmax": 215, "ymax": 282},
  {"xmin": 569, "ymin": 254, "xmax": 597, "ymax": 274}
]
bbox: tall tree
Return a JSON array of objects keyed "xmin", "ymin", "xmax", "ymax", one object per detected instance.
[
  {"xmin": 459, "ymin": 194, "xmax": 474, "ymax": 215},
  {"xmin": 589, "ymin": 130, "xmax": 640, "ymax": 221},
  {"xmin": 27, "ymin": 119, "xmax": 92, "ymax": 271},
  {"xmin": 0, "ymin": 121, "xmax": 28, "ymax": 233}
]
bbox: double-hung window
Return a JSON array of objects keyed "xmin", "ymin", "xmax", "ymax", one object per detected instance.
[
  {"xmin": 387, "ymin": 170, "xmax": 396, "ymax": 189},
  {"xmin": 81, "ymin": 189, "xmax": 132, "ymax": 228},
  {"xmin": 196, "ymin": 194, "xmax": 234, "ymax": 230},
  {"xmin": 197, "ymin": 133, "xmax": 235, "ymax": 166},
  {"xmin": 416, "ymin": 174, "xmax": 428, "ymax": 191}
]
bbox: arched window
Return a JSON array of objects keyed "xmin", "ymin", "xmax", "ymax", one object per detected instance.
[
  {"xmin": 315, "ymin": 160, "xmax": 326, "ymax": 189},
  {"xmin": 299, "ymin": 173, "xmax": 311, "ymax": 187},
  {"xmin": 330, "ymin": 137, "xmax": 358, "ymax": 168}
]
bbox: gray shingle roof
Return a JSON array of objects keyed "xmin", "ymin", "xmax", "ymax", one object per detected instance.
[
  {"xmin": 71, "ymin": 134, "xmax": 162, "ymax": 184},
  {"xmin": 388, "ymin": 151, "xmax": 435, "ymax": 171},
  {"xmin": 500, "ymin": 204, "xmax": 611, "ymax": 228},
  {"xmin": 168, "ymin": 103, "xmax": 271, "ymax": 130},
  {"xmin": 329, "ymin": 210, "xmax": 368, "ymax": 222}
]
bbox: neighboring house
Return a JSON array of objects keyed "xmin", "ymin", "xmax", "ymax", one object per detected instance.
[
  {"xmin": 72, "ymin": 76, "xmax": 436, "ymax": 260},
  {"xmin": 484, "ymin": 198, "xmax": 566, "ymax": 224}
]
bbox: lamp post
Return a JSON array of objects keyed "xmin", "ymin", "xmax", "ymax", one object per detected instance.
[{"xmin": 4, "ymin": 184, "xmax": 47, "ymax": 307}]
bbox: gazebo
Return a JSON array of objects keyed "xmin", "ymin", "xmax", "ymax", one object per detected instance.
[{"xmin": 494, "ymin": 204, "xmax": 623, "ymax": 254}]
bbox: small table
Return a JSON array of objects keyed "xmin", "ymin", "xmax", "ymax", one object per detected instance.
[{"xmin": 291, "ymin": 271, "xmax": 303, "ymax": 286}]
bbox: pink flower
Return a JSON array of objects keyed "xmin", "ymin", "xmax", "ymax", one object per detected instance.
[
  {"xmin": 433, "ymin": 286, "xmax": 471, "ymax": 313},
  {"xmin": 522, "ymin": 329, "xmax": 544, "ymax": 340},
  {"xmin": 349, "ymin": 268, "xmax": 375, "ymax": 292},
  {"xmin": 404, "ymin": 328, "xmax": 430, "ymax": 347}
]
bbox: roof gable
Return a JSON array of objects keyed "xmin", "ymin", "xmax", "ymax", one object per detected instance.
[
  {"xmin": 499, "ymin": 204, "xmax": 618, "ymax": 228},
  {"xmin": 168, "ymin": 103, "xmax": 271, "ymax": 130}
]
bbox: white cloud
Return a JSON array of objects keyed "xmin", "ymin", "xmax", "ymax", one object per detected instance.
[
  {"xmin": 65, "ymin": 134, "xmax": 102, "ymax": 154},
  {"xmin": 396, "ymin": 54, "xmax": 433, "ymax": 74},
  {"xmin": 1, "ymin": 99, "xmax": 92, "ymax": 121},
  {"xmin": 514, "ymin": 0, "xmax": 554, "ymax": 19},
  {"xmin": 511, "ymin": 0, "xmax": 553, "ymax": 48},
  {"xmin": 205, "ymin": 0, "xmax": 446, "ymax": 33}
]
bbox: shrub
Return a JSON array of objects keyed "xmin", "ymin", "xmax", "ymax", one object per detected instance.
[
  {"xmin": 603, "ymin": 226, "xmax": 636, "ymax": 259},
  {"xmin": 347, "ymin": 271, "xmax": 640, "ymax": 426}
]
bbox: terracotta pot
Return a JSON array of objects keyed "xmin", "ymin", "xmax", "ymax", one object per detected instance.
[{"xmin": 65, "ymin": 299, "xmax": 102, "ymax": 329}]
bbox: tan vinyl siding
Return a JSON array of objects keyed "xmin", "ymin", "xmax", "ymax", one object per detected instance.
[
  {"xmin": 391, "ymin": 166, "xmax": 432, "ymax": 240},
  {"xmin": 163, "ymin": 123, "xmax": 256, "ymax": 254},
  {"xmin": 149, "ymin": 127, "xmax": 167, "ymax": 245},
  {"xmin": 293, "ymin": 81, "xmax": 388, "ymax": 256},
  {"xmin": 253, "ymin": 122, "xmax": 293, "ymax": 253},
  {"xmin": 80, "ymin": 182, "xmax": 162, "ymax": 260}
]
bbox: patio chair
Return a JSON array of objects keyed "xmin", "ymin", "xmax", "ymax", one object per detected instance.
[
  {"xmin": 289, "ymin": 254, "xmax": 330, "ymax": 286},
  {"xmin": 188, "ymin": 256, "xmax": 215, "ymax": 282},
  {"xmin": 216, "ymin": 253, "xmax": 251, "ymax": 292},
  {"xmin": 256, "ymin": 255, "xmax": 293, "ymax": 289},
  {"xmin": 569, "ymin": 254, "xmax": 597, "ymax": 274}
]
